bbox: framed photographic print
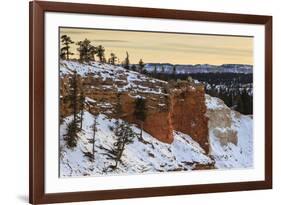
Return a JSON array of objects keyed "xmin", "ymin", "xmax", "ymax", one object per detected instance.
[{"xmin": 29, "ymin": 1, "xmax": 272, "ymax": 204}]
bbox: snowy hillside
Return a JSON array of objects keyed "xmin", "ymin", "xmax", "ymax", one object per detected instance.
[
  {"xmin": 60, "ymin": 60, "xmax": 167, "ymax": 95},
  {"xmin": 205, "ymin": 94, "xmax": 253, "ymax": 169},
  {"xmin": 60, "ymin": 112, "xmax": 213, "ymax": 177}
]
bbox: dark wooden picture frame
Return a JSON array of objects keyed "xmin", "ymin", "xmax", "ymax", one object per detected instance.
[{"xmin": 29, "ymin": 1, "xmax": 272, "ymax": 204}]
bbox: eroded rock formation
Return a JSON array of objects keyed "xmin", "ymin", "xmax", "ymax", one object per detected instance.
[{"xmin": 59, "ymin": 63, "xmax": 209, "ymax": 152}]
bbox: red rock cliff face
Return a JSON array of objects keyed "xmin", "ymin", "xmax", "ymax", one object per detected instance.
[
  {"xmin": 120, "ymin": 93, "xmax": 174, "ymax": 144},
  {"xmin": 170, "ymin": 85, "xmax": 209, "ymax": 152},
  {"xmin": 114, "ymin": 84, "xmax": 209, "ymax": 152}
]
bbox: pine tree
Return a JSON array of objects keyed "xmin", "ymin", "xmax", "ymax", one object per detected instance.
[
  {"xmin": 123, "ymin": 51, "xmax": 130, "ymax": 69},
  {"xmin": 96, "ymin": 45, "xmax": 105, "ymax": 62},
  {"xmin": 89, "ymin": 46, "xmax": 97, "ymax": 61},
  {"xmin": 109, "ymin": 53, "xmax": 117, "ymax": 65},
  {"xmin": 241, "ymin": 89, "xmax": 252, "ymax": 114},
  {"xmin": 236, "ymin": 95, "xmax": 245, "ymax": 114},
  {"xmin": 101, "ymin": 93, "xmax": 137, "ymax": 170},
  {"xmin": 76, "ymin": 39, "xmax": 95, "ymax": 62},
  {"xmin": 76, "ymin": 40, "xmax": 84, "ymax": 62},
  {"xmin": 161, "ymin": 65, "xmax": 165, "ymax": 73},
  {"xmin": 102, "ymin": 56, "xmax": 107, "ymax": 63},
  {"xmin": 65, "ymin": 71, "xmax": 80, "ymax": 147},
  {"xmin": 91, "ymin": 115, "xmax": 99, "ymax": 160},
  {"xmin": 154, "ymin": 65, "xmax": 157, "ymax": 75},
  {"xmin": 65, "ymin": 120, "xmax": 78, "ymax": 148},
  {"xmin": 107, "ymin": 121, "xmax": 137, "ymax": 170},
  {"xmin": 172, "ymin": 65, "xmax": 176, "ymax": 76},
  {"xmin": 134, "ymin": 97, "xmax": 147, "ymax": 140},
  {"xmin": 60, "ymin": 35, "xmax": 74, "ymax": 60},
  {"xmin": 139, "ymin": 59, "xmax": 144, "ymax": 73},
  {"xmin": 79, "ymin": 87, "xmax": 85, "ymax": 130},
  {"xmin": 69, "ymin": 71, "xmax": 79, "ymax": 126}
]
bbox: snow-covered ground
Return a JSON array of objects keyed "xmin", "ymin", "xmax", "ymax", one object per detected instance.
[
  {"xmin": 60, "ymin": 111, "xmax": 213, "ymax": 177},
  {"xmin": 209, "ymin": 114, "xmax": 253, "ymax": 169},
  {"xmin": 205, "ymin": 94, "xmax": 253, "ymax": 169},
  {"xmin": 60, "ymin": 60, "xmax": 167, "ymax": 95}
]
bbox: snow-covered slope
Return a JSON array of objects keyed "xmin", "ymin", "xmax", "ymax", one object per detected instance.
[
  {"xmin": 205, "ymin": 94, "xmax": 253, "ymax": 169},
  {"xmin": 60, "ymin": 112, "xmax": 213, "ymax": 177},
  {"xmin": 60, "ymin": 60, "xmax": 167, "ymax": 95}
]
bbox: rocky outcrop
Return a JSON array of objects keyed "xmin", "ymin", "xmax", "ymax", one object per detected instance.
[
  {"xmin": 205, "ymin": 94, "xmax": 239, "ymax": 148},
  {"xmin": 204, "ymin": 94, "xmax": 253, "ymax": 168},
  {"xmin": 170, "ymin": 84, "xmax": 209, "ymax": 152},
  {"xmin": 59, "ymin": 61, "xmax": 210, "ymax": 152}
]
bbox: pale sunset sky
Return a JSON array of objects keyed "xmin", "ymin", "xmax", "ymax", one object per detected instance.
[{"xmin": 60, "ymin": 27, "xmax": 253, "ymax": 65}]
